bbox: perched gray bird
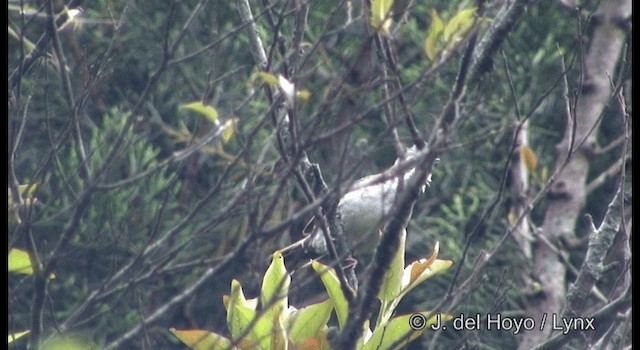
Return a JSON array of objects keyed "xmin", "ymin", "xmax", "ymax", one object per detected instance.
[{"xmin": 282, "ymin": 145, "xmax": 432, "ymax": 262}]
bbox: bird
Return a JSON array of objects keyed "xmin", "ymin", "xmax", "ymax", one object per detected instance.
[{"xmin": 281, "ymin": 145, "xmax": 432, "ymax": 265}]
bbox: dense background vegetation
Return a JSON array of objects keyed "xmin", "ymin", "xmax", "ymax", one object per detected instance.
[{"xmin": 8, "ymin": 0, "xmax": 631, "ymax": 349}]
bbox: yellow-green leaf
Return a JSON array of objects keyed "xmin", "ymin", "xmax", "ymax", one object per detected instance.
[
  {"xmin": 371, "ymin": 0, "xmax": 394, "ymax": 35},
  {"xmin": 170, "ymin": 329, "xmax": 238, "ymax": 350},
  {"xmin": 443, "ymin": 8, "xmax": 476, "ymax": 44},
  {"xmin": 9, "ymin": 248, "xmax": 36, "ymax": 275},
  {"xmin": 258, "ymin": 72, "xmax": 279, "ymax": 87},
  {"xmin": 312, "ymin": 261, "xmax": 349, "ymax": 329},
  {"xmin": 269, "ymin": 305, "xmax": 287, "ymax": 350},
  {"xmin": 364, "ymin": 312, "xmax": 452, "ymax": 350},
  {"xmin": 296, "ymin": 90, "xmax": 311, "ymax": 102},
  {"xmin": 225, "ymin": 279, "xmax": 258, "ymax": 311},
  {"xmin": 376, "ymin": 229, "xmax": 407, "ymax": 327},
  {"xmin": 227, "ymin": 300, "xmax": 267, "ymax": 349},
  {"xmin": 288, "ymin": 299, "xmax": 332, "ymax": 346},
  {"xmin": 378, "ymin": 229, "xmax": 405, "ymax": 302},
  {"xmin": 261, "ymin": 252, "xmax": 291, "ymax": 320},
  {"xmin": 225, "ymin": 279, "xmax": 258, "ymax": 343},
  {"xmin": 519, "ymin": 145, "xmax": 538, "ymax": 172},
  {"xmin": 424, "ymin": 9, "xmax": 445, "ymax": 61},
  {"xmin": 250, "ymin": 251, "xmax": 291, "ymax": 349},
  {"xmin": 180, "ymin": 102, "xmax": 219, "ymax": 124},
  {"xmin": 8, "ymin": 330, "xmax": 30, "ymax": 344}
]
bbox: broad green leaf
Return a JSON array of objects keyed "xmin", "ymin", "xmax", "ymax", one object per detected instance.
[
  {"xmin": 269, "ymin": 305, "xmax": 287, "ymax": 350},
  {"xmin": 312, "ymin": 261, "xmax": 349, "ymax": 329},
  {"xmin": 9, "ymin": 248, "xmax": 35, "ymax": 275},
  {"xmin": 377, "ymin": 229, "xmax": 406, "ymax": 327},
  {"xmin": 443, "ymin": 8, "xmax": 476, "ymax": 44},
  {"xmin": 379, "ymin": 229, "xmax": 406, "ymax": 302},
  {"xmin": 261, "ymin": 252, "xmax": 291, "ymax": 320},
  {"xmin": 371, "ymin": 0, "xmax": 394, "ymax": 35},
  {"xmin": 363, "ymin": 312, "xmax": 452, "ymax": 350},
  {"xmin": 8, "ymin": 330, "xmax": 30, "ymax": 344},
  {"xmin": 225, "ymin": 280, "xmax": 258, "ymax": 344},
  {"xmin": 257, "ymin": 253, "xmax": 290, "ymax": 349},
  {"xmin": 170, "ymin": 329, "xmax": 238, "ymax": 350},
  {"xmin": 225, "ymin": 280, "xmax": 257, "ymax": 315},
  {"xmin": 228, "ymin": 279, "xmax": 259, "ymax": 311},
  {"xmin": 288, "ymin": 298, "xmax": 332, "ymax": 345},
  {"xmin": 180, "ymin": 102, "xmax": 219, "ymax": 124},
  {"xmin": 228, "ymin": 301, "xmax": 269, "ymax": 349},
  {"xmin": 519, "ymin": 145, "xmax": 538, "ymax": 172},
  {"xmin": 424, "ymin": 9, "xmax": 445, "ymax": 61}
]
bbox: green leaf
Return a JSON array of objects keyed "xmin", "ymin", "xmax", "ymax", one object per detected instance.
[
  {"xmin": 260, "ymin": 252, "xmax": 291, "ymax": 320},
  {"xmin": 180, "ymin": 102, "xmax": 219, "ymax": 124},
  {"xmin": 443, "ymin": 8, "xmax": 476, "ymax": 44},
  {"xmin": 424, "ymin": 9, "xmax": 445, "ymax": 61},
  {"xmin": 287, "ymin": 298, "xmax": 333, "ymax": 346},
  {"xmin": 377, "ymin": 229, "xmax": 406, "ymax": 326},
  {"xmin": 371, "ymin": 0, "xmax": 394, "ymax": 35},
  {"xmin": 225, "ymin": 279, "xmax": 258, "ymax": 342},
  {"xmin": 312, "ymin": 261, "xmax": 349, "ymax": 329},
  {"xmin": 225, "ymin": 279, "xmax": 258, "ymax": 312},
  {"xmin": 228, "ymin": 301, "xmax": 269, "ymax": 349},
  {"xmin": 379, "ymin": 228, "xmax": 406, "ymax": 301},
  {"xmin": 257, "ymin": 253, "xmax": 290, "ymax": 349},
  {"xmin": 8, "ymin": 330, "xmax": 30, "ymax": 344},
  {"xmin": 9, "ymin": 248, "xmax": 36, "ymax": 275},
  {"xmin": 170, "ymin": 329, "xmax": 239, "ymax": 350},
  {"xmin": 269, "ymin": 305, "xmax": 288, "ymax": 350},
  {"xmin": 363, "ymin": 312, "xmax": 452, "ymax": 350}
]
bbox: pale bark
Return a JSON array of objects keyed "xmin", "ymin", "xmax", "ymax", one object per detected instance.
[{"xmin": 518, "ymin": 0, "xmax": 631, "ymax": 348}]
